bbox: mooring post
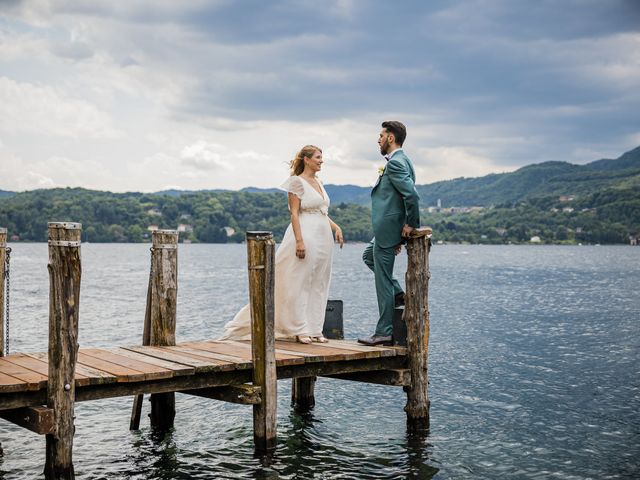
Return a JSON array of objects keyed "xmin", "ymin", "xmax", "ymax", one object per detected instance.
[
  {"xmin": 148, "ymin": 230, "xmax": 178, "ymax": 430},
  {"xmin": 45, "ymin": 222, "xmax": 82, "ymax": 480},
  {"xmin": 247, "ymin": 231, "xmax": 277, "ymax": 452},
  {"xmin": 403, "ymin": 227, "xmax": 432, "ymax": 428},
  {"xmin": 0, "ymin": 227, "xmax": 7, "ymax": 357}
]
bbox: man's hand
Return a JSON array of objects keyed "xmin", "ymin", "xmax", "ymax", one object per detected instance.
[
  {"xmin": 394, "ymin": 244, "xmax": 402, "ymax": 255},
  {"xmin": 401, "ymin": 224, "xmax": 414, "ymax": 238}
]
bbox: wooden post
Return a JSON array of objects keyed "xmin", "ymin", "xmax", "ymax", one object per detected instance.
[
  {"xmin": 45, "ymin": 222, "xmax": 81, "ymax": 480},
  {"xmin": 148, "ymin": 230, "xmax": 178, "ymax": 430},
  {"xmin": 291, "ymin": 377, "xmax": 316, "ymax": 411},
  {"xmin": 0, "ymin": 227, "xmax": 6, "ymax": 357},
  {"xmin": 247, "ymin": 231, "xmax": 277, "ymax": 452},
  {"xmin": 129, "ymin": 244, "xmax": 154, "ymax": 430},
  {"xmin": 291, "ymin": 300, "xmax": 342, "ymax": 410},
  {"xmin": 0, "ymin": 227, "xmax": 6, "ymax": 457},
  {"xmin": 403, "ymin": 227, "xmax": 432, "ymax": 428}
]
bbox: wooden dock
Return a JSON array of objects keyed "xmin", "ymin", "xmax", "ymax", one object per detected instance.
[
  {"xmin": 0, "ymin": 224, "xmax": 431, "ymax": 480},
  {"xmin": 0, "ymin": 339, "xmax": 407, "ymax": 412}
]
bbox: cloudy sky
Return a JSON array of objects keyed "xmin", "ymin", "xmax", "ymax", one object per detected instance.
[{"xmin": 1, "ymin": 0, "xmax": 639, "ymax": 192}]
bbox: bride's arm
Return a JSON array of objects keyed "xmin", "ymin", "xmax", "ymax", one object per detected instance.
[
  {"xmin": 328, "ymin": 217, "xmax": 344, "ymax": 248},
  {"xmin": 288, "ymin": 192, "xmax": 306, "ymax": 259}
]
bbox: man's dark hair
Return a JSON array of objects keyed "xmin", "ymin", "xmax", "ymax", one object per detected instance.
[{"xmin": 381, "ymin": 121, "xmax": 407, "ymax": 146}]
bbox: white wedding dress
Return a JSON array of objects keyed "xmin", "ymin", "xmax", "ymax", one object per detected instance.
[{"xmin": 220, "ymin": 175, "xmax": 334, "ymax": 340}]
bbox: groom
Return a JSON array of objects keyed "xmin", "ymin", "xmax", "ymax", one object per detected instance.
[{"xmin": 358, "ymin": 121, "xmax": 420, "ymax": 346}]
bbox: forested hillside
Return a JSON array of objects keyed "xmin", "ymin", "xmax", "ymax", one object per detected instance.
[
  {"xmin": 0, "ymin": 146, "xmax": 638, "ymax": 244},
  {"xmin": 0, "ymin": 188, "xmax": 373, "ymax": 243}
]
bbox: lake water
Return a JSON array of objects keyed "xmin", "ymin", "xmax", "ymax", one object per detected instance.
[{"xmin": 0, "ymin": 243, "xmax": 638, "ymax": 479}]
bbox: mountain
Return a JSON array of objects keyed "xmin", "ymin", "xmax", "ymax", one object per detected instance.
[
  {"xmin": 241, "ymin": 187, "xmax": 281, "ymax": 194},
  {"xmin": 322, "ymin": 146, "xmax": 640, "ymax": 207},
  {"xmin": 0, "ymin": 190, "xmax": 15, "ymax": 198}
]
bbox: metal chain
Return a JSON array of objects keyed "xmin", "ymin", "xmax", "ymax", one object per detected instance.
[{"xmin": 4, "ymin": 247, "xmax": 11, "ymax": 356}]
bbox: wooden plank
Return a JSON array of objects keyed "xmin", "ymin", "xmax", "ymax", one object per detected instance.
[
  {"xmin": 107, "ymin": 348, "xmax": 195, "ymax": 376},
  {"xmin": 0, "ymin": 371, "xmax": 28, "ymax": 392},
  {"xmin": 167, "ymin": 345, "xmax": 251, "ymax": 370},
  {"xmin": 5, "ymin": 354, "xmax": 90, "ymax": 387},
  {"xmin": 77, "ymin": 352, "xmax": 147, "ymax": 383},
  {"xmin": 321, "ymin": 340, "xmax": 399, "ymax": 356},
  {"xmin": 185, "ymin": 341, "xmax": 305, "ymax": 366},
  {"xmin": 0, "ymin": 358, "xmax": 47, "ymax": 390},
  {"xmin": 124, "ymin": 346, "xmax": 232, "ymax": 373},
  {"xmin": 323, "ymin": 369, "xmax": 411, "ymax": 387},
  {"xmin": 181, "ymin": 384, "xmax": 261, "ymax": 405},
  {"xmin": 80, "ymin": 349, "xmax": 173, "ymax": 381},
  {"xmin": 28, "ymin": 352, "xmax": 117, "ymax": 386},
  {"xmin": 0, "ymin": 406, "xmax": 54, "ymax": 434},
  {"xmin": 272, "ymin": 341, "xmax": 352, "ymax": 361}
]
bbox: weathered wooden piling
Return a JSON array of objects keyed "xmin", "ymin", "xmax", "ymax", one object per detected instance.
[
  {"xmin": 291, "ymin": 377, "xmax": 316, "ymax": 410},
  {"xmin": 148, "ymin": 230, "xmax": 179, "ymax": 430},
  {"xmin": 246, "ymin": 231, "xmax": 277, "ymax": 452},
  {"xmin": 45, "ymin": 222, "xmax": 82, "ymax": 480},
  {"xmin": 403, "ymin": 227, "xmax": 432, "ymax": 428},
  {"xmin": 0, "ymin": 227, "xmax": 7, "ymax": 358}
]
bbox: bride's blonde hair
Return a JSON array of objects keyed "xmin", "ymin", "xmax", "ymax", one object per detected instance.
[{"xmin": 290, "ymin": 145, "xmax": 321, "ymax": 176}]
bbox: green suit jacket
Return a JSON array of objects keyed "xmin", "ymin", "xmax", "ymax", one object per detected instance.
[{"xmin": 371, "ymin": 150, "xmax": 420, "ymax": 248}]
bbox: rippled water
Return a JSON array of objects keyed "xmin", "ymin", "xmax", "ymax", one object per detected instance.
[{"xmin": 0, "ymin": 244, "xmax": 638, "ymax": 479}]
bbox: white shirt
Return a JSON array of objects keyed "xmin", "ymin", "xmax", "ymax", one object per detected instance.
[{"xmin": 384, "ymin": 148, "xmax": 403, "ymax": 160}]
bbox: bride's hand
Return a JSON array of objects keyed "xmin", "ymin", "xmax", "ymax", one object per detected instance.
[
  {"xmin": 296, "ymin": 240, "xmax": 306, "ymax": 259},
  {"xmin": 335, "ymin": 227, "xmax": 344, "ymax": 249}
]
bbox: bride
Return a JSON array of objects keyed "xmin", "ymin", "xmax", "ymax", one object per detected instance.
[{"xmin": 220, "ymin": 145, "xmax": 344, "ymax": 343}]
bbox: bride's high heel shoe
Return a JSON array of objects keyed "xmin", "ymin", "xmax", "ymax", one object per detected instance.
[
  {"xmin": 312, "ymin": 335, "xmax": 328, "ymax": 343},
  {"xmin": 296, "ymin": 335, "xmax": 312, "ymax": 344}
]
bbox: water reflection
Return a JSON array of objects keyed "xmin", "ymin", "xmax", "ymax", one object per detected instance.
[{"xmin": 404, "ymin": 426, "xmax": 439, "ymax": 480}]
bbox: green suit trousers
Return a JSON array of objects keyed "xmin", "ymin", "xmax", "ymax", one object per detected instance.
[{"xmin": 362, "ymin": 239, "xmax": 404, "ymax": 336}]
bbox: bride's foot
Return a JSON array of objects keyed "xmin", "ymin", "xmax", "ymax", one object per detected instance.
[
  {"xmin": 312, "ymin": 335, "xmax": 328, "ymax": 343},
  {"xmin": 296, "ymin": 335, "xmax": 312, "ymax": 344}
]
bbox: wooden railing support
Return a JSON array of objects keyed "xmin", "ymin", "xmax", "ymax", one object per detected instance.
[
  {"xmin": 45, "ymin": 222, "xmax": 81, "ymax": 480},
  {"xmin": 247, "ymin": 231, "xmax": 277, "ymax": 452},
  {"xmin": 0, "ymin": 227, "xmax": 7, "ymax": 357},
  {"xmin": 403, "ymin": 227, "xmax": 432, "ymax": 428},
  {"xmin": 148, "ymin": 230, "xmax": 179, "ymax": 431}
]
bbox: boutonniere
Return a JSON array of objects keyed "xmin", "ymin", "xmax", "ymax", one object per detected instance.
[{"xmin": 377, "ymin": 166, "xmax": 385, "ymax": 177}]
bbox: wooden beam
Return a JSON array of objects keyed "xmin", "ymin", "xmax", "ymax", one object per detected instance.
[
  {"xmin": 322, "ymin": 369, "xmax": 411, "ymax": 387},
  {"xmin": 180, "ymin": 384, "xmax": 261, "ymax": 405},
  {"xmin": 0, "ymin": 406, "xmax": 54, "ymax": 434},
  {"xmin": 0, "ymin": 356, "xmax": 408, "ymax": 410}
]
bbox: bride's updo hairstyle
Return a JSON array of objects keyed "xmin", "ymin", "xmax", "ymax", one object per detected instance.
[{"xmin": 290, "ymin": 145, "xmax": 322, "ymax": 176}]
